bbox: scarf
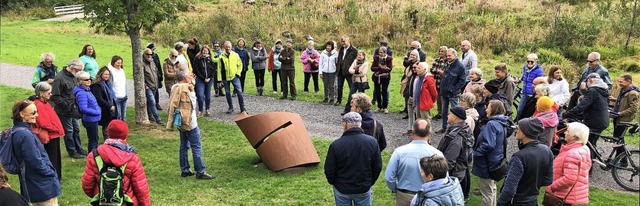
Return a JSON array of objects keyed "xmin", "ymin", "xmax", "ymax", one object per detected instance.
[{"xmin": 414, "ymin": 74, "xmax": 425, "ymax": 106}]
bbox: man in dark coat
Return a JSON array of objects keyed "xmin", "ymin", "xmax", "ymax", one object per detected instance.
[
  {"xmin": 51, "ymin": 59, "xmax": 85, "ymax": 159},
  {"xmin": 147, "ymin": 43, "xmax": 163, "ymax": 111},
  {"xmin": 437, "ymin": 107, "xmax": 473, "ymax": 182},
  {"xmin": 436, "ymin": 48, "xmax": 467, "ymax": 133},
  {"xmin": 335, "ymin": 35, "xmax": 358, "ymax": 106}
]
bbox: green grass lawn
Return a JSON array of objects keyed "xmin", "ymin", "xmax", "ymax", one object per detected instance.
[{"xmin": 1, "ymin": 85, "xmax": 639, "ymax": 205}]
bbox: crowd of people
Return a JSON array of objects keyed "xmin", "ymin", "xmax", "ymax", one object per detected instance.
[{"xmin": 2, "ymin": 35, "xmax": 638, "ymax": 206}]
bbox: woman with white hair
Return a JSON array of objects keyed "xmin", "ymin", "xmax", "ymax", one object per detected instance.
[
  {"xmin": 73, "ymin": 71, "xmax": 101, "ymax": 152},
  {"xmin": 516, "ymin": 53, "xmax": 544, "ymax": 120},
  {"xmin": 464, "ymin": 68, "xmax": 485, "ymax": 93},
  {"xmin": 30, "ymin": 82, "xmax": 64, "ymax": 181},
  {"xmin": 300, "ymin": 40, "xmax": 321, "ymax": 93},
  {"xmin": 175, "ymin": 42, "xmax": 193, "ymax": 74},
  {"xmin": 545, "ymin": 122, "xmax": 592, "ymax": 205},
  {"xmin": 31, "ymin": 52, "xmax": 58, "ymax": 88}
]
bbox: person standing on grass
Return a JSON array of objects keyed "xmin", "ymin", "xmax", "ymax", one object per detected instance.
[
  {"xmin": 497, "ymin": 117, "xmax": 553, "ymax": 206},
  {"xmin": 30, "ymin": 82, "xmax": 65, "ymax": 182},
  {"xmin": 31, "ymin": 52, "xmax": 58, "ymax": 88},
  {"xmin": 410, "ymin": 155, "xmax": 465, "ymax": 206},
  {"xmin": 412, "ymin": 62, "xmax": 438, "ymax": 122},
  {"xmin": 400, "ymin": 50, "xmax": 419, "ymax": 120},
  {"xmin": 74, "ymin": 71, "xmax": 102, "ymax": 152},
  {"xmin": 216, "ymin": 41, "xmax": 246, "ymax": 114},
  {"xmin": 278, "ymin": 39, "xmax": 297, "ymax": 100},
  {"xmin": 211, "ymin": 41, "xmax": 225, "ymax": 97},
  {"xmin": 163, "ymin": 49, "xmax": 184, "ymax": 96},
  {"xmin": 609, "ymin": 74, "xmax": 639, "ymax": 166},
  {"xmin": 431, "ymin": 46, "xmax": 448, "ymax": 120},
  {"xmin": 51, "ymin": 59, "xmax": 86, "ymax": 159},
  {"xmin": 350, "ymin": 93, "xmax": 387, "ymax": 151},
  {"xmin": 251, "ymin": 40, "xmax": 268, "ymax": 96},
  {"xmin": 515, "ymin": 53, "xmax": 544, "ymax": 121},
  {"xmin": 166, "ymin": 71, "xmax": 215, "ymax": 180},
  {"xmin": 301, "ymin": 40, "xmax": 321, "ymax": 93},
  {"xmin": 320, "ymin": 40, "xmax": 338, "ymax": 105},
  {"xmin": 146, "ymin": 43, "xmax": 164, "ymax": 111},
  {"xmin": 436, "ymin": 48, "xmax": 467, "ymax": 134},
  {"xmin": 370, "ymin": 46, "xmax": 393, "ymax": 113},
  {"xmin": 82, "ymin": 120, "xmax": 151, "ymax": 206},
  {"xmin": 325, "ymin": 112, "xmax": 382, "ymax": 206},
  {"xmin": 79, "ymin": 44, "xmax": 99, "ymax": 79},
  {"xmin": 385, "ymin": 119, "xmax": 443, "ymax": 206},
  {"xmin": 108, "ymin": 56, "xmax": 128, "ymax": 121},
  {"xmin": 193, "ymin": 45, "xmax": 215, "ymax": 117},
  {"xmin": 234, "ymin": 38, "xmax": 251, "ymax": 95},
  {"xmin": 268, "ymin": 39, "xmax": 284, "ymax": 94},
  {"xmin": 143, "ymin": 48, "xmax": 163, "ymax": 124},
  {"xmin": 90, "ymin": 67, "xmax": 117, "ymax": 141},
  {"xmin": 335, "ymin": 35, "xmax": 358, "ymax": 107},
  {"xmin": 11, "ymin": 100, "xmax": 61, "ymax": 205}
]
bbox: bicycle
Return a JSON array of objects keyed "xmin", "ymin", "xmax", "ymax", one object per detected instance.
[{"xmin": 585, "ymin": 121, "xmax": 640, "ymax": 192}]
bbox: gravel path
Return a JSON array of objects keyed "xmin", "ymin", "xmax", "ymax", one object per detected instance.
[{"xmin": 1, "ymin": 62, "xmax": 638, "ymax": 194}]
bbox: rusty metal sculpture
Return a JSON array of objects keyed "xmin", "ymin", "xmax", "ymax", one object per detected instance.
[{"xmin": 234, "ymin": 112, "xmax": 320, "ymax": 172}]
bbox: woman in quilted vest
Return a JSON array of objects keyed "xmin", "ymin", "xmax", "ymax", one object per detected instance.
[{"xmin": 546, "ymin": 122, "xmax": 592, "ymax": 205}]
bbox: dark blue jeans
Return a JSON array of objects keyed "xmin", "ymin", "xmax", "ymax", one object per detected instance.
[
  {"xmin": 441, "ymin": 95, "xmax": 459, "ymax": 129},
  {"xmin": 145, "ymin": 88, "xmax": 160, "ymax": 121},
  {"xmin": 223, "ymin": 77, "xmax": 245, "ymax": 109},
  {"xmin": 60, "ymin": 116, "xmax": 82, "ymax": 155},
  {"xmin": 515, "ymin": 94, "xmax": 532, "ymax": 121},
  {"xmin": 179, "ymin": 127, "xmax": 206, "ymax": 173},
  {"xmin": 373, "ymin": 78, "xmax": 390, "ymax": 109},
  {"xmin": 195, "ymin": 77, "xmax": 213, "ymax": 112},
  {"xmin": 115, "ymin": 96, "xmax": 127, "ymax": 120},
  {"xmin": 82, "ymin": 120, "xmax": 99, "ymax": 152},
  {"xmin": 336, "ymin": 74, "xmax": 353, "ymax": 103}
]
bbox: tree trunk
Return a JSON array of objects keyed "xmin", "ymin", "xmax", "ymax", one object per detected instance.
[
  {"xmin": 128, "ymin": 29, "xmax": 150, "ymax": 125},
  {"xmin": 626, "ymin": 0, "xmax": 639, "ymax": 49}
]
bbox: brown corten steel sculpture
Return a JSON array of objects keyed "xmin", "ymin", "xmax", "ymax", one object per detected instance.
[{"xmin": 234, "ymin": 112, "xmax": 321, "ymax": 172}]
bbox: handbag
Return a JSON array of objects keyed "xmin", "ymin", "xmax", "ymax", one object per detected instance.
[
  {"xmin": 358, "ymin": 76, "xmax": 370, "ymax": 90},
  {"xmin": 542, "ymin": 155, "xmax": 582, "ymax": 206},
  {"xmin": 31, "ymin": 125, "xmax": 50, "ymax": 144},
  {"xmin": 488, "ymin": 126, "xmax": 508, "ymax": 181}
]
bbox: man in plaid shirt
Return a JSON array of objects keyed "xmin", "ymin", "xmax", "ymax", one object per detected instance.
[{"xmin": 431, "ymin": 46, "xmax": 449, "ymax": 120}]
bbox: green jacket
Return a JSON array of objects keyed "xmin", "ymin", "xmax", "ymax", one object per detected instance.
[{"xmin": 214, "ymin": 51, "xmax": 243, "ymax": 81}]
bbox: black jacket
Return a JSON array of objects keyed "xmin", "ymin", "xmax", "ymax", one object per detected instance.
[
  {"xmin": 337, "ymin": 45, "xmax": 358, "ymax": 76},
  {"xmin": 193, "ymin": 56, "xmax": 215, "ymax": 80},
  {"xmin": 90, "ymin": 82, "xmax": 116, "ymax": 126},
  {"xmin": 152, "ymin": 53, "xmax": 163, "ymax": 86},
  {"xmin": 324, "ymin": 128, "xmax": 382, "ymax": 194},
  {"xmin": 497, "ymin": 141, "xmax": 553, "ymax": 206},
  {"xmin": 436, "ymin": 121, "xmax": 472, "ymax": 180},
  {"xmin": 50, "ymin": 68, "xmax": 80, "ymax": 118},
  {"xmin": 563, "ymin": 86, "xmax": 610, "ymax": 131},
  {"xmin": 360, "ymin": 111, "xmax": 387, "ymax": 151}
]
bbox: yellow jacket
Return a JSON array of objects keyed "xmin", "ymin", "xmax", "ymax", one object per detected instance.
[{"xmin": 214, "ymin": 51, "xmax": 242, "ymax": 81}]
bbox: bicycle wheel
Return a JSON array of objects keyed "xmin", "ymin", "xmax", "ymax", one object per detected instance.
[{"xmin": 611, "ymin": 150, "xmax": 640, "ymax": 192}]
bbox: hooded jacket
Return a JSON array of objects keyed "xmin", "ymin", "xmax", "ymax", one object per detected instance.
[
  {"xmin": 267, "ymin": 44, "xmax": 283, "ymax": 71},
  {"xmin": 563, "ymin": 83, "xmax": 610, "ymax": 131},
  {"xmin": 82, "ymin": 143, "xmax": 151, "ymax": 206},
  {"xmin": 74, "ymin": 85, "xmax": 101, "ymax": 123},
  {"xmin": 411, "ymin": 176, "xmax": 464, "ymax": 206},
  {"xmin": 534, "ymin": 110, "xmax": 558, "ymax": 147},
  {"xmin": 12, "ymin": 122, "xmax": 61, "ymax": 203},
  {"xmin": 193, "ymin": 55, "xmax": 215, "ymax": 80},
  {"xmin": 472, "ymin": 115, "xmax": 510, "ymax": 179},
  {"xmin": 437, "ymin": 122, "xmax": 473, "ymax": 180},
  {"xmin": 545, "ymin": 143, "xmax": 591, "ymax": 205}
]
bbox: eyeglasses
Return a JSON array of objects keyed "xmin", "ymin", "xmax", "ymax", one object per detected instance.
[
  {"xmin": 170, "ymin": 55, "xmax": 178, "ymax": 58},
  {"xmin": 30, "ymin": 110, "xmax": 38, "ymax": 115},
  {"xmin": 587, "ymin": 60, "xmax": 598, "ymax": 63},
  {"xmin": 527, "ymin": 61, "xmax": 535, "ymax": 64},
  {"xmin": 44, "ymin": 61, "xmax": 53, "ymax": 64},
  {"xmin": 81, "ymin": 79, "xmax": 91, "ymax": 82},
  {"xmin": 145, "ymin": 53, "xmax": 153, "ymax": 56},
  {"xmin": 213, "ymin": 45, "xmax": 220, "ymax": 48}
]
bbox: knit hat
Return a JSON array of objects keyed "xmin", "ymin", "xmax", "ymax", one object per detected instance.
[
  {"xmin": 517, "ymin": 117, "xmax": 544, "ymax": 139},
  {"xmin": 484, "ymin": 80, "xmax": 500, "ymax": 94},
  {"xmin": 146, "ymin": 42, "xmax": 155, "ymax": 49},
  {"xmin": 107, "ymin": 120, "xmax": 129, "ymax": 140},
  {"xmin": 342, "ymin": 112, "xmax": 362, "ymax": 124},
  {"xmin": 450, "ymin": 106, "xmax": 467, "ymax": 120},
  {"xmin": 536, "ymin": 96, "xmax": 554, "ymax": 112}
]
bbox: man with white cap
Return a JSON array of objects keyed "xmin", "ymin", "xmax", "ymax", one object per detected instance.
[
  {"xmin": 497, "ymin": 117, "xmax": 553, "ymax": 206},
  {"xmin": 325, "ymin": 112, "xmax": 382, "ymax": 206}
]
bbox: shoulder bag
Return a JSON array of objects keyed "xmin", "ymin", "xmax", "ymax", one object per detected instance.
[{"xmin": 488, "ymin": 126, "xmax": 508, "ymax": 181}]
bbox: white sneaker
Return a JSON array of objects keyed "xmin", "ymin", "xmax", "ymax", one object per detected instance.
[
  {"xmin": 383, "ymin": 109, "xmax": 389, "ymax": 114},
  {"xmin": 273, "ymin": 91, "xmax": 277, "ymax": 94}
]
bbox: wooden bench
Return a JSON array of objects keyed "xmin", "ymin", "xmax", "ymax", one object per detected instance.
[{"xmin": 53, "ymin": 4, "xmax": 84, "ymax": 16}]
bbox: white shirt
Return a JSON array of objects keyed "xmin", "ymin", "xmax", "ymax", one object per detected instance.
[
  {"xmin": 189, "ymin": 91, "xmax": 198, "ymax": 129},
  {"xmin": 176, "ymin": 54, "xmax": 190, "ymax": 75},
  {"xmin": 548, "ymin": 78, "xmax": 571, "ymax": 106},
  {"xmin": 108, "ymin": 64, "xmax": 127, "ymax": 98},
  {"xmin": 319, "ymin": 50, "xmax": 338, "ymax": 74},
  {"xmin": 342, "ymin": 46, "xmax": 350, "ymax": 60}
]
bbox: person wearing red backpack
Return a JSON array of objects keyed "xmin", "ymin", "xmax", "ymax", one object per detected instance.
[{"xmin": 82, "ymin": 120, "xmax": 150, "ymax": 206}]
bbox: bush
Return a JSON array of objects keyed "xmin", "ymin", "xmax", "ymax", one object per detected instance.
[{"xmin": 537, "ymin": 48, "xmax": 581, "ymax": 85}]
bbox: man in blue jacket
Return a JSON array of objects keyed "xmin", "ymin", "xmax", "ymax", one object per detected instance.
[
  {"xmin": 436, "ymin": 49, "xmax": 467, "ymax": 134},
  {"xmin": 325, "ymin": 112, "xmax": 382, "ymax": 206},
  {"xmin": 567, "ymin": 52, "xmax": 613, "ymax": 110}
]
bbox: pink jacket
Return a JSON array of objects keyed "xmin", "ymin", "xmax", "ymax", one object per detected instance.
[
  {"xmin": 300, "ymin": 49, "xmax": 320, "ymax": 73},
  {"xmin": 546, "ymin": 143, "xmax": 591, "ymax": 205}
]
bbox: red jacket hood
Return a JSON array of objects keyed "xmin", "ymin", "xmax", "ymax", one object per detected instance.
[{"xmin": 96, "ymin": 144, "xmax": 135, "ymax": 167}]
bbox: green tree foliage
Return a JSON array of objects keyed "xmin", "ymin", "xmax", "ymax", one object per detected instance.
[
  {"xmin": 614, "ymin": 0, "xmax": 640, "ymax": 49},
  {"xmin": 83, "ymin": 0, "xmax": 183, "ymax": 124}
]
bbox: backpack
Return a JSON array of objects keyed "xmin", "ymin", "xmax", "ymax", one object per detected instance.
[
  {"xmin": 505, "ymin": 118, "xmax": 516, "ymax": 138},
  {"xmin": 0, "ymin": 127, "xmax": 28, "ymax": 174},
  {"xmin": 91, "ymin": 149, "xmax": 133, "ymax": 206}
]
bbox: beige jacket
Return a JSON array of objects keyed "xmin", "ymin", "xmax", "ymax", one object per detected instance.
[
  {"xmin": 614, "ymin": 88, "xmax": 640, "ymax": 124},
  {"xmin": 349, "ymin": 61, "xmax": 369, "ymax": 83},
  {"xmin": 163, "ymin": 58, "xmax": 183, "ymax": 94},
  {"xmin": 166, "ymin": 83, "xmax": 194, "ymax": 131}
]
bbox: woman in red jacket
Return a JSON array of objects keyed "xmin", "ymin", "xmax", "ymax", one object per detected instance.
[
  {"xmin": 546, "ymin": 122, "xmax": 592, "ymax": 205},
  {"xmin": 82, "ymin": 120, "xmax": 150, "ymax": 206},
  {"xmin": 30, "ymin": 82, "xmax": 65, "ymax": 182}
]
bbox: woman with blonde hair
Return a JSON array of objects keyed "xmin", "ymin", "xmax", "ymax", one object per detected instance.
[{"xmin": 545, "ymin": 122, "xmax": 592, "ymax": 205}]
